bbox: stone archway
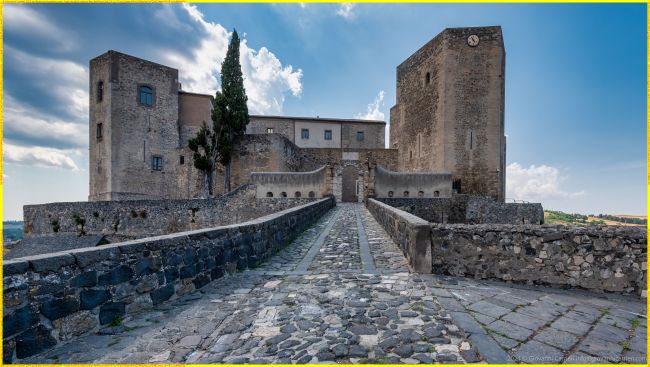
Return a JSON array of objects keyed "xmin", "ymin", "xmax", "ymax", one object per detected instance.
[{"xmin": 341, "ymin": 166, "xmax": 358, "ymax": 202}]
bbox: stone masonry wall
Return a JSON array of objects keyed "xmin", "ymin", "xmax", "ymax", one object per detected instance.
[
  {"xmin": 251, "ymin": 166, "xmax": 328, "ymax": 199},
  {"xmin": 376, "ymin": 195, "xmax": 543, "ymax": 225},
  {"xmin": 3, "ymin": 198, "xmax": 335, "ymax": 362},
  {"xmin": 23, "ymin": 185, "xmax": 315, "ymax": 242},
  {"xmin": 430, "ymin": 224, "xmax": 647, "ymax": 296},
  {"xmin": 366, "ymin": 199, "xmax": 432, "ymax": 272}
]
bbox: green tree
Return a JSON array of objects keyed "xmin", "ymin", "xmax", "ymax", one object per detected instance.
[
  {"xmin": 188, "ymin": 121, "xmax": 218, "ymax": 197},
  {"xmin": 213, "ymin": 29, "xmax": 250, "ymax": 192}
]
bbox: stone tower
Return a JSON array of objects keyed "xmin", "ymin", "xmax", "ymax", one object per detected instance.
[
  {"xmin": 390, "ymin": 26, "xmax": 506, "ymax": 201},
  {"xmin": 89, "ymin": 51, "xmax": 181, "ymax": 201}
]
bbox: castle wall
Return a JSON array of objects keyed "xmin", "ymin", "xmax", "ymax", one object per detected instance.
[
  {"xmin": 373, "ymin": 165, "xmax": 452, "ymax": 199},
  {"xmin": 391, "ymin": 26, "xmax": 506, "ymax": 201},
  {"xmin": 247, "ymin": 117, "xmax": 295, "ymax": 143},
  {"xmin": 3, "ymin": 198, "xmax": 335, "ymax": 362},
  {"xmin": 21, "ymin": 185, "xmax": 316, "ymax": 247},
  {"xmin": 341, "ymin": 121, "xmax": 385, "ymax": 149},
  {"xmin": 251, "ymin": 166, "xmax": 328, "ymax": 199}
]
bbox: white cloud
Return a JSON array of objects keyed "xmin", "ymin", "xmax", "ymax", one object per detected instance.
[
  {"xmin": 6, "ymin": 46, "xmax": 89, "ymax": 120},
  {"xmin": 3, "ymin": 5, "xmax": 76, "ymax": 51},
  {"xmin": 336, "ymin": 3, "xmax": 357, "ymax": 19},
  {"xmin": 356, "ymin": 90, "xmax": 386, "ymax": 121},
  {"xmin": 506, "ymin": 162, "xmax": 584, "ymax": 202},
  {"xmin": 3, "ymin": 143, "xmax": 80, "ymax": 171},
  {"xmin": 3, "ymin": 95, "xmax": 88, "ymax": 149},
  {"xmin": 163, "ymin": 4, "xmax": 303, "ymax": 115}
]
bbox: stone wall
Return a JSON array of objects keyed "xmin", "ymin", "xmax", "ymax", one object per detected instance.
[
  {"xmin": 21, "ymin": 185, "xmax": 315, "ymax": 247},
  {"xmin": 430, "ymin": 224, "xmax": 647, "ymax": 296},
  {"xmin": 373, "ymin": 165, "xmax": 452, "ymax": 199},
  {"xmin": 2, "ymin": 198, "xmax": 335, "ymax": 362},
  {"xmin": 366, "ymin": 199, "xmax": 431, "ymax": 272},
  {"xmin": 250, "ymin": 166, "xmax": 328, "ymax": 199},
  {"xmin": 376, "ymin": 195, "xmax": 543, "ymax": 224}
]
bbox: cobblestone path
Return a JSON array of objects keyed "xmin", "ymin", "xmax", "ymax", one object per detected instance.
[{"xmin": 21, "ymin": 204, "xmax": 647, "ymax": 364}]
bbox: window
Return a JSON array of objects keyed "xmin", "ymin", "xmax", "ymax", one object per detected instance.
[
  {"xmin": 452, "ymin": 179, "xmax": 462, "ymax": 194},
  {"xmin": 425, "ymin": 72, "xmax": 431, "ymax": 85},
  {"xmin": 152, "ymin": 156, "xmax": 163, "ymax": 171},
  {"xmin": 324, "ymin": 130, "xmax": 332, "ymax": 140},
  {"xmin": 266, "ymin": 192, "xmax": 274, "ymax": 198},
  {"xmin": 434, "ymin": 190, "xmax": 440, "ymax": 197},
  {"xmin": 403, "ymin": 191, "xmax": 410, "ymax": 197},
  {"xmin": 295, "ymin": 191, "xmax": 302, "ymax": 198},
  {"xmin": 96, "ymin": 123, "xmax": 103, "ymax": 140},
  {"xmin": 301, "ymin": 128, "xmax": 309, "ymax": 139},
  {"xmin": 267, "ymin": 127, "xmax": 274, "ymax": 134},
  {"xmin": 388, "ymin": 191, "xmax": 394, "ymax": 198},
  {"xmin": 281, "ymin": 192, "xmax": 287, "ymax": 198},
  {"xmin": 308, "ymin": 191, "xmax": 315, "ymax": 198},
  {"xmin": 179, "ymin": 155, "xmax": 185, "ymax": 165},
  {"xmin": 97, "ymin": 81, "xmax": 104, "ymax": 102},
  {"xmin": 356, "ymin": 131, "xmax": 364, "ymax": 141},
  {"xmin": 139, "ymin": 85, "xmax": 153, "ymax": 106},
  {"xmin": 418, "ymin": 191, "xmax": 424, "ymax": 197}
]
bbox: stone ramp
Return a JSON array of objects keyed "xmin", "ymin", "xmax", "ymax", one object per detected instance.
[{"xmin": 19, "ymin": 203, "xmax": 647, "ymax": 364}]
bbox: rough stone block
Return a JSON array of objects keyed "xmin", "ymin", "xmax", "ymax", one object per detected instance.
[
  {"xmin": 150, "ymin": 284, "xmax": 174, "ymax": 305},
  {"xmin": 2, "ymin": 260, "xmax": 29, "ymax": 276},
  {"xmin": 40, "ymin": 296, "xmax": 80, "ymax": 321},
  {"xmin": 28, "ymin": 253, "xmax": 76, "ymax": 272},
  {"xmin": 3, "ymin": 305, "xmax": 38, "ymax": 338},
  {"xmin": 71, "ymin": 246, "xmax": 121, "ymax": 268},
  {"xmin": 99, "ymin": 302, "xmax": 126, "ymax": 325},
  {"xmin": 80, "ymin": 289, "xmax": 111, "ymax": 310},
  {"xmin": 15, "ymin": 325, "xmax": 57, "ymax": 359},
  {"xmin": 98, "ymin": 265, "xmax": 134, "ymax": 285},
  {"xmin": 70, "ymin": 271, "xmax": 97, "ymax": 288}
]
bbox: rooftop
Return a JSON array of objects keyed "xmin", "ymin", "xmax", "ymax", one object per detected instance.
[{"xmin": 250, "ymin": 115, "xmax": 386, "ymax": 125}]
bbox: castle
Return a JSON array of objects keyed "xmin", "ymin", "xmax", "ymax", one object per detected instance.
[{"xmin": 88, "ymin": 26, "xmax": 506, "ymax": 204}]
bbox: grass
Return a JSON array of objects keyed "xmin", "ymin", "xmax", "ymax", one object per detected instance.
[
  {"xmin": 107, "ymin": 316, "xmax": 124, "ymax": 327},
  {"xmin": 600, "ymin": 308, "xmax": 610, "ymax": 315},
  {"xmin": 620, "ymin": 340, "xmax": 630, "ymax": 351},
  {"xmin": 629, "ymin": 316, "xmax": 642, "ymax": 328},
  {"xmin": 145, "ymin": 317, "xmax": 161, "ymax": 324}
]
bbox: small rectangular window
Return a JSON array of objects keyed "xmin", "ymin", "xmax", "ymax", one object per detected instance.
[
  {"xmin": 179, "ymin": 155, "xmax": 185, "ymax": 165},
  {"xmin": 356, "ymin": 131, "xmax": 365, "ymax": 141},
  {"xmin": 324, "ymin": 130, "xmax": 332, "ymax": 140},
  {"xmin": 96, "ymin": 123, "xmax": 103, "ymax": 140},
  {"xmin": 97, "ymin": 81, "xmax": 104, "ymax": 102},
  {"xmin": 301, "ymin": 128, "xmax": 309, "ymax": 139},
  {"xmin": 267, "ymin": 127, "xmax": 274, "ymax": 134},
  {"xmin": 152, "ymin": 156, "xmax": 163, "ymax": 171}
]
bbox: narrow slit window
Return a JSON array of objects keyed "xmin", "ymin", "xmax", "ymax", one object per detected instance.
[
  {"xmin": 97, "ymin": 81, "xmax": 104, "ymax": 102},
  {"xmin": 152, "ymin": 156, "xmax": 163, "ymax": 171},
  {"xmin": 96, "ymin": 123, "xmax": 103, "ymax": 140}
]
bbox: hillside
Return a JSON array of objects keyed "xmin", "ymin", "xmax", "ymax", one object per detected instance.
[{"xmin": 544, "ymin": 211, "xmax": 645, "ymax": 226}]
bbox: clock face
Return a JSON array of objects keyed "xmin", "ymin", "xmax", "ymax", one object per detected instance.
[{"xmin": 467, "ymin": 35, "xmax": 480, "ymax": 47}]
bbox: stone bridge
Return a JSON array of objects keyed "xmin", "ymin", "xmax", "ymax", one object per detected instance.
[{"xmin": 4, "ymin": 203, "xmax": 647, "ymax": 364}]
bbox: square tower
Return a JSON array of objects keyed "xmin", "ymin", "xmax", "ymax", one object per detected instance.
[
  {"xmin": 89, "ymin": 51, "xmax": 181, "ymax": 200},
  {"xmin": 390, "ymin": 26, "xmax": 506, "ymax": 201}
]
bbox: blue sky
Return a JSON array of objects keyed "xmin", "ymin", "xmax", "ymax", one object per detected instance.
[{"xmin": 2, "ymin": 3, "xmax": 647, "ymax": 220}]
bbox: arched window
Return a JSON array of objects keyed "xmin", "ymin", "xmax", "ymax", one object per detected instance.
[
  {"xmin": 281, "ymin": 192, "xmax": 287, "ymax": 198},
  {"xmin": 308, "ymin": 191, "xmax": 315, "ymax": 198},
  {"xmin": 418, "ymin": 191, "xmax": 424, "ymax": 197},
  {"xmin": 266, "ymin": 192, "xmax": 273, "ymax": 198},
  {"xmin": 295, "ymin": 191, "xmax": 302, "ymax": 198},
  {"xmin": 403, "ymin": 191, "xmax": 410, "ymax": 197},
  {"xmin": 433, "ymin": 190, "xmax": 440, "ymax": 197},
  {"xmin": 139, "ymin": 85, "xmax": 153, "ymax": 106},
  {"xmin": 388, "ymin": 191, "xmax": 394, "ymax": 198}
]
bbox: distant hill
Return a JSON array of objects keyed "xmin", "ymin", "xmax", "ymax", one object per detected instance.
[
  {"xmin": 3, "ymin": 221, "xmax": 24, "ymax": 242},
  {"xmin": 544, "ymin": 211, "xmax": 645, "ymax": 226}
]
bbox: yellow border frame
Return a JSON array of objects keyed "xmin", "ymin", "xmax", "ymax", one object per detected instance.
[{"xmin": 0, "ymin": 1, "xmax": 647, "ymax": 367}]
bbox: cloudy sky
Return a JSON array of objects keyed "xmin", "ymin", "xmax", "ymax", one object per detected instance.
[{"xmin": 2, "ymin": 3, "xmax": 646, "ymax": 219}]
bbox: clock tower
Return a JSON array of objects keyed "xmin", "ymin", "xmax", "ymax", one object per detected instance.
[{"xmin": 389, "ymin": 26, "xmax": 506, "ymax": 202}]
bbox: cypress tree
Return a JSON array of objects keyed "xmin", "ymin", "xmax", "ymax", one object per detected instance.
[{"xmin": 214, "ymin": 29, "xmax": 250, "ymax": 192}]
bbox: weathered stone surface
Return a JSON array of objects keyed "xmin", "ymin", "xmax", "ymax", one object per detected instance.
[
  {"xmin": 80, "ymin": 289, "xmax": 111, "ymax": 310},
  {"xmin": 98, "ymin": 265, "xmax": 134, "ymax": 286},
  {"xmin": 99, "ymin": 302, "xmax": 126, "ymax": 325},
  {"xmin": 15, "ymin": 325, "xmax": 57, "ymax": 359},
  {"xmin": 53, "ymin": 311, "xmax": 97, "ymax": 341},
  {"xmin": 3, "ymin": 306, "xmax": 38, "ymax": 338},
  {"xmin": 40, "ymin": 296, "xmax": 80, "ymax": 321}
]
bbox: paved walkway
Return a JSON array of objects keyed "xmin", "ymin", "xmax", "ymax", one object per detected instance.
[{"xmin": 22, "ymin": 204, "xmax": 647, "ymax": 364}]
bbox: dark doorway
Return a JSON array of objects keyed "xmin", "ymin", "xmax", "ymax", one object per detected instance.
[{"xmin": 342, "ymin": 166, "xmax": 358, "ymax": 202}]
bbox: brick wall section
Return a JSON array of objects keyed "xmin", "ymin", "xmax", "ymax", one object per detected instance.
[
  {"xmin": 2, "ymin": 198, "xmax": 335, "ymax": 362},
  {"xmin": 366, "ymin": 199, "xmax": 432, "ymax": 273},
  {"xmin": 430, "ymin": 224, "xmax": 647, "ymax": 296},
  {"xmin": 22, "ymin": 185, "xmax": 315, "ymax": 241}
]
